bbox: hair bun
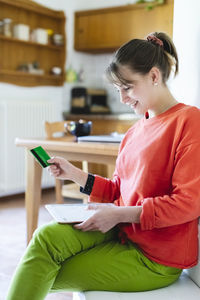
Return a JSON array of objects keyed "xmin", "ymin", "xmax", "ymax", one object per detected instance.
[{"xmin": 147, "ymin": 34, "xmax": 164, "ymax": 48}]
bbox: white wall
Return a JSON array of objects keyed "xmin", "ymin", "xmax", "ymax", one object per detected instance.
[
  {"xmin": 1, "ymin": 0, "xmax": 200, "ymax": 112},
  {"xmin": 171, "ymin": 0, "xmax": 200, "ymax": 108}
]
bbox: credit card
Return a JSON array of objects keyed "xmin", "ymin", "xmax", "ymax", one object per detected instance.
[{"xmin": 30, "ymin": 146, "xmax": 51, "ymax": 168}]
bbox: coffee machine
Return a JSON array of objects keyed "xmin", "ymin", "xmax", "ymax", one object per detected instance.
[
  {"xmin": 70, "ymin": 87, "xmax": 89, "ymax": 114},
  {"xmin": 70, "ymin": 87, "xmax": 110, "ymax": 114}
]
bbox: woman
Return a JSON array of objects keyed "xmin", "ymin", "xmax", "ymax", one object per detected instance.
[{"xmin": 7, "ymin": 32, "xmax": 200, "ymax": 300}]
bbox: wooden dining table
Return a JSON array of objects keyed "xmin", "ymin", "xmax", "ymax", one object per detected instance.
[{"xmin": 15, "ymin": 137, "xmax": 119, "ymax": 244}]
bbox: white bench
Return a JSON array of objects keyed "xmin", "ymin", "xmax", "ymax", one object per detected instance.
[{"xmin": 73, "ymin": 220, "xmax": 200, "ymax": 300}]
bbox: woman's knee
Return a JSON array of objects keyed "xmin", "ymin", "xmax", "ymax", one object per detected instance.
[{"xmin": 32, "ymin": 221, "xmax": 71, "ymax": 245}]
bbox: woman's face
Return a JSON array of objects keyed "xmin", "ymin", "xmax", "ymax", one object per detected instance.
[{"xmin": 114, "ymin": 65, "xmax": 158, "ymax": 116}]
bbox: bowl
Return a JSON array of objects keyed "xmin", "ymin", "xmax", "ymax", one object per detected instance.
[{"xmin": 65, "ymin": 120, "xmax": 92, "ymax": 137}]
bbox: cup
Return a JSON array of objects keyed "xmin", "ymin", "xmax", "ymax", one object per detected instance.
[{"xmin": 64, "ymin": 120, "xmax": 92, "ymax": 137}]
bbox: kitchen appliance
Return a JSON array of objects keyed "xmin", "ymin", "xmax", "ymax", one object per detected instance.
[
  {"xmin": 70, "ymin": 87, "xmax": 88, "ymax": 114},
  {"xmin": 70, "ymin": 87, "xmax": 110, "ymax": 114}
]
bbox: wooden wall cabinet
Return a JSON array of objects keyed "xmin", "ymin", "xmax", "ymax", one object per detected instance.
[
  {"xmin": 0, "ymin": 0, "xmax": 66, "ymax": 86},
  {"xmin": 74, "ymin": 0, "xmax": 173, "ymax": 53}
]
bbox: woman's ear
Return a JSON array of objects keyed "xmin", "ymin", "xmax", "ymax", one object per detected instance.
[{"xmin": 149, "ymin": 67, "xmax": 160, "ymax": 85}]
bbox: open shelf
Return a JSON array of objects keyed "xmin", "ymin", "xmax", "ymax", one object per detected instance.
[
  {"xmin": 0, "ymin": 34, "xmax": 64, "ymax": 51},
  {"xmin": 0, "ymin": 0, "xmax": 66, "ymax": 87},
  {"xmin": 0, "ymin": 70, "xmax": 64, "ymax": 86}
]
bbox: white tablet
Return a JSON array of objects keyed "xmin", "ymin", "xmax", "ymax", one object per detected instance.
[
  {"xmin": 45, "ymin": 204, "xmax": 96, "ymax": 224},
  {"xmin": 77, "ymin": 134, "xmax": 124, "ymax": 143}
]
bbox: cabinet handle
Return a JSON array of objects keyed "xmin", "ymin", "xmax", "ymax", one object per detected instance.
[{"xmin": 78, "ymin": 29, "xmax": 84, "ymax": 33}]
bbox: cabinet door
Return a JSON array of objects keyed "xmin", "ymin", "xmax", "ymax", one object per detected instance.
[
  {"xmin": 74, "ymin": 0, "xmax": 173, "ymax": 52},
  {"xmin": 75, "ymin": 11, "xmax": 127, "ymax": 51},
  {"xmin": 74, "ymin": 15, "xmax": 89, "ymax": 50}
]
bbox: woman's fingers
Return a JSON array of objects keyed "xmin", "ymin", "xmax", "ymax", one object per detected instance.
[
  {"xmin": 49, "ymin": 165, "xmax": 57, "ymax": 170},
  {"xmin": 47, "ymin": 163, "xmax": 61, "ymax": 177},
  {"xmin": 87, "ymin": 203, "xmax": 115, "ymax": 210},
  {"xmin": 74, "ymin": 217, "xmax": 94, "ymax": 230},
  {"xmin": 87, "ymin": 204, "xmax": 99, "ymax": 210},
  {"xmin": 47, "ymin": 157, "xmax": 59, "ymax": 164},
  {"xmin": 54, "ymin": 170, "xmax": 61, "ymax": 176},
  {"xmin": 74, "ymin": 222, "xmax": 87, "ymax": 230},
  {"xmin": 48, "ymin": 162, "xmax": 61, "ymax": 171},
  {"xmin": 75, "ymin": 224, "xmax": 98, "ymax": 232}
]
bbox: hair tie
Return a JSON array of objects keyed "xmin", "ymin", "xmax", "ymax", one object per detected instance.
[{"xmin": 147, "ymin": 35, "xmax": 163, "ymax": 48}]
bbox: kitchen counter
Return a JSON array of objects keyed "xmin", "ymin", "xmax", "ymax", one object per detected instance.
[{"xmin": 63, "ymin": 112, "xmax": 141, "ymax": 121}]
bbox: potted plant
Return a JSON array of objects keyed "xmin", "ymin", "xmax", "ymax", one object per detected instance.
[{"xmin": 136, "ymin": 0, "xmax": 165, "ymax": 10}]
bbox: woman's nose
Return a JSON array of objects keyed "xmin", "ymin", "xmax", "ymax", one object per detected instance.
[{"xmin": 120, "ymin": 90, "xmax": 129, "ymax": 104}]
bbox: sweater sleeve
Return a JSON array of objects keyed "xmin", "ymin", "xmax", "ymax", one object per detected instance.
[
  {"xmin": 88, "ymin": 173, "xmax": 121, "ymax": 203},
  {"xmin": 140, "ymin": 142, "xmax": 200, "ymax": 230}
]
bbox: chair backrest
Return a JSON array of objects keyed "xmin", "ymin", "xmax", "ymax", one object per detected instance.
[
  {"xmin": 44, "ymin": 121, "xmax": 74, "ymax": 141},
  {"xmin": 186, "ymin": 218, "xmax": 200, "ymax": 287}
]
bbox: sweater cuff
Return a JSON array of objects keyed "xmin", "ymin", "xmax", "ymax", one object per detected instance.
[
  {"xmin": 140, "ymin": 197, "xmax": 155, "ymax": 230},
  {"xmin": 80, "ymin": 173, "xmax": 95, "ymax": 195}
]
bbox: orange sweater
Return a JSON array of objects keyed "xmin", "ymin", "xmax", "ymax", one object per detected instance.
[{"xmin": 89, "ymin": 103, "xmax": 200, "ymax": 269}]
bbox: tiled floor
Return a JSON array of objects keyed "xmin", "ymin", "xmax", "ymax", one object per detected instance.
[{"xmin": 0, "ymin": 189, "xmax": 74, "ymax": 300}]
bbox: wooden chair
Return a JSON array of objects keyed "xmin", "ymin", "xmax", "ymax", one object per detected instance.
[{"xmin": 44, "ymin": 121, "xmax": 88, "ymax": 204}]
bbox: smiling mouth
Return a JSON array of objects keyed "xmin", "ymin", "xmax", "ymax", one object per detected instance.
[{"xmin": 130, "ymin": 100, "xmax": 138, "ymax": 108}]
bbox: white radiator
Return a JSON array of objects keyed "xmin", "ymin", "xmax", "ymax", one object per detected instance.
[{"xmin": 0, "ymin": 99, "xmax": 61, "ymax": 196}]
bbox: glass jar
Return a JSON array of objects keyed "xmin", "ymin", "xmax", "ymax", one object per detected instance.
[
  {"xmin": 0, "ymin": 20, "xmax": 4, "ymax": 35},
  {"xmin": 3, "ymin": 18, "xmax": 12, "ymax": 37}
]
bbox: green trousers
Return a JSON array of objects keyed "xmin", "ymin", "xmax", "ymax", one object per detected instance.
[{"xmin": 7, "ymin": 221, "xmax": 182, "ymax": 300}]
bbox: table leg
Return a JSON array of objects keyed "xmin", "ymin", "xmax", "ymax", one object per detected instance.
[
  {"xmin": 25, "ymin": 149, "xmax": 42, "ymax": 244},
  {"xmin": 107, "ymin": 165, "xmax": 115, "ymax": 179},
  {"xmin": 55, "ymin": 179, "xmax": 64, "ymax": 204}
]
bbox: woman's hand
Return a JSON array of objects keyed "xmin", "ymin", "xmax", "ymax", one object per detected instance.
[
  {"xmin": 74, "ymin": 204, "xmax": 121, "ymax": 233},
  {"xmin": 47, "ymin": 157, "xmax": 75, "ymax": 180},
  {"xmin": 47, "ymin": 156, "xmax": 88, "ymax": 187},
  {"xmin": 74, "ymin": 204, "xmax": 142, "ymax": 233}
]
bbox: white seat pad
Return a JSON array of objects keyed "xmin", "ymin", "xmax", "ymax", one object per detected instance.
[{"xmin": 73, "ymin": 272, "xmax": 200, "ymax": 300}]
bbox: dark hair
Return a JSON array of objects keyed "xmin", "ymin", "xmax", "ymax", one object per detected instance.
[{"xmin": 106, "ymin": 32, "xmax": 179, "ymax": 85}]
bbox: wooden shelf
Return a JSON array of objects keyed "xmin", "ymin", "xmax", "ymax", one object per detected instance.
[
  {"xmin": 0, "ymin": 70, "xmax": 64, "ymax": 86},
  {"xmin": 0, "ymin": 34, "xmax": 64, "ymax": 51},
  {"xmin": 0, "ymin": 0, "xmax": 66, "ymax": 86},
  {"xmin": 75, "ymin": 2, "xmax": 151, "ymax": 16},
  {"xmin": 0, "ymin": 0, "xmax": 65, "ymax": 19}
]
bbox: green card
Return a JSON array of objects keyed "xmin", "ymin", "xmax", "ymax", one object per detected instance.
[{"xmin": 30, "ymin": 146, "xmax": 51, "ymax": 168}]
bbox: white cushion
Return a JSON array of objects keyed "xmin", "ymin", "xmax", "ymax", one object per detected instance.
[
  {"xmin": 186, "ymin": 262, "xmax": 200, "ymax": 288},
  {"xmin": 186, "ymin": 221, "xmax": 200, "ymax": 287},
  {"xmin": 73, "ymin": 272, "xmax": 200, "ymax": 300}
]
